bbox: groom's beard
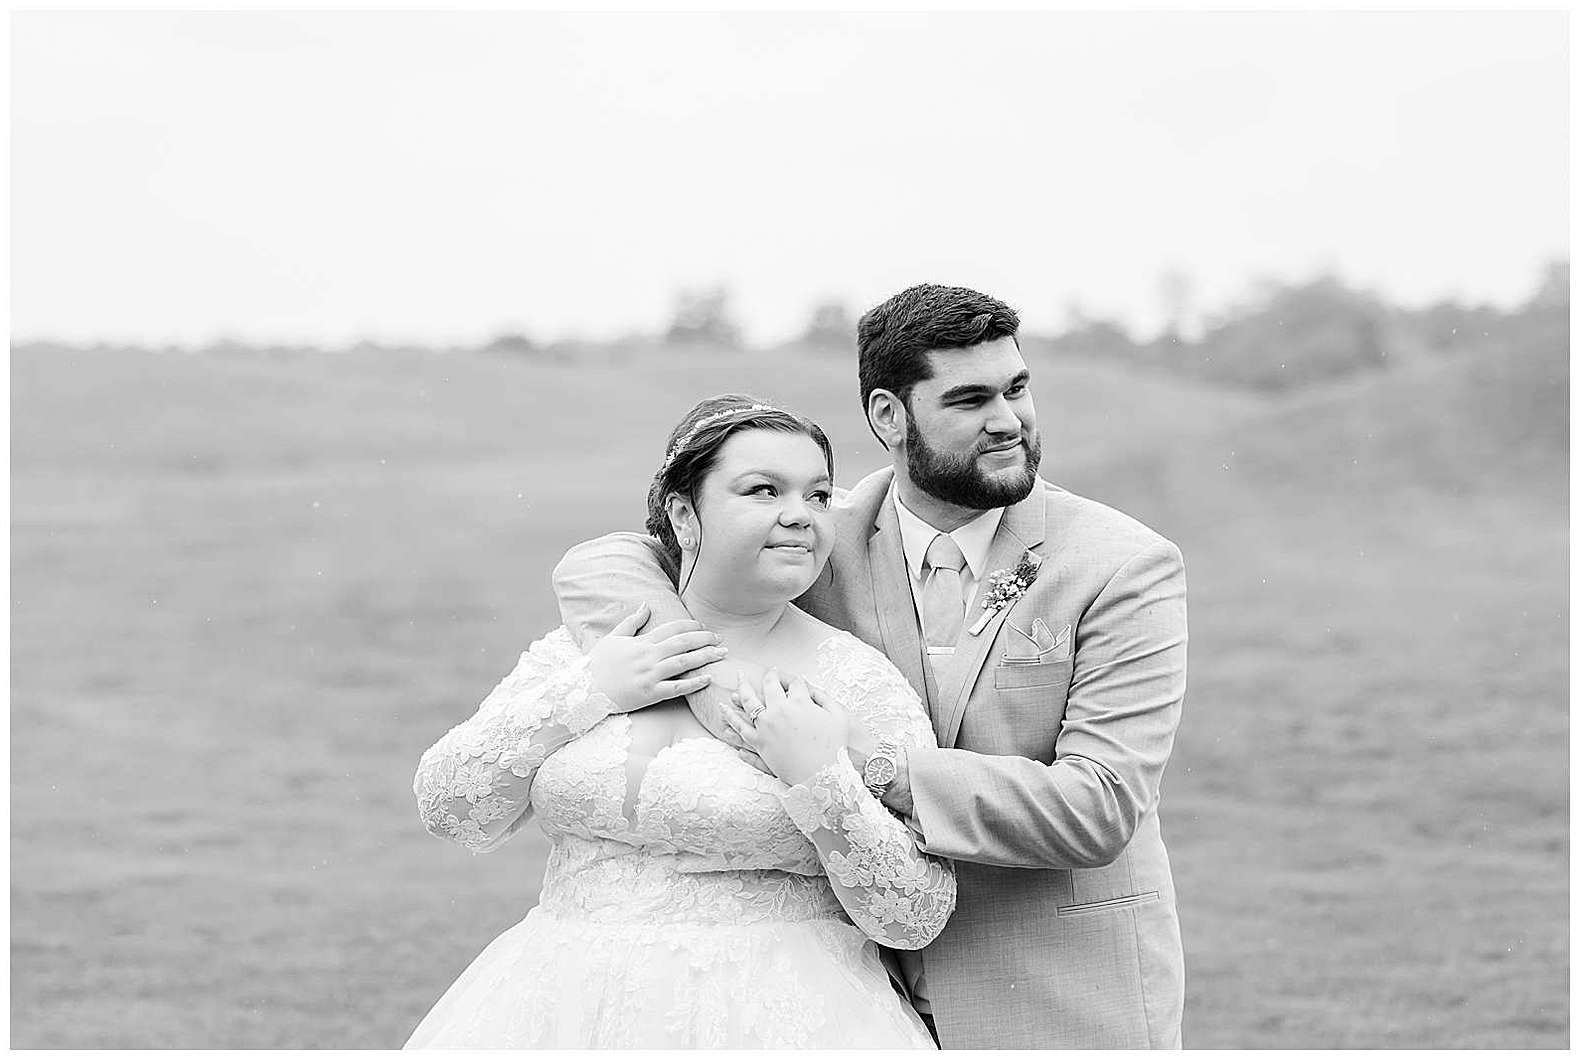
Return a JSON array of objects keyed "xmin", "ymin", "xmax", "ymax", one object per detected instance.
[{"xmin": 905, "ymin": 417, "xmax": 1043, "ymax": 511}]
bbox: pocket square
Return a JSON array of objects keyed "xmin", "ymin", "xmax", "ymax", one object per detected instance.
[{"xmin": 1004, "ymin": 618, "xmax": 1071, "ymax": 662}]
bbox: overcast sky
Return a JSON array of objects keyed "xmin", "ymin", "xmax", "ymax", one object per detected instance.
[{"xmin": 11, "ymin": 10, "xmax": 1569, "ymax": 347}]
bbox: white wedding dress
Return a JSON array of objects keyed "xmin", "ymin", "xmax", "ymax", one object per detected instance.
[{"xmin": 406, "ymin": 626, "xmax": 953, "ymax": 1049}]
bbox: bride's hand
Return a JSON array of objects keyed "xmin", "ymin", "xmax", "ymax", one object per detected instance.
[
  {"xmin": 696, "ymin": 658, "xmax": 773, "ymax": 772},
  {"xmin": 723, "ymin": 669, "xmax": 851, "ymax": 787},
  {"xmin": 587, "ymin": 603, "xmax": 727, "ymax": 713}
]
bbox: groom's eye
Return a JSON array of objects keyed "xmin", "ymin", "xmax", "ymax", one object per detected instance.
[{"xmin": 808, "ymin": 490, "xmax": 832, "ymax": 507}]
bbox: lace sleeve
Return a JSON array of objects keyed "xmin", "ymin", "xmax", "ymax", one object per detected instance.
[
  {"xmin": 779, "ymin": 635, "xmax": 957, "ymax": 949},
  {"xmin": 413, "ymin": 626, "xmax": 615, "ymax": 854}
]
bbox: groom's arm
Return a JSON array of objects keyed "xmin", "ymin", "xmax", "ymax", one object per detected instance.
[
  {"xmin": 551, "ymin": 533, "xmax": 690, "ymax": 648},
  {"xmin": 873, "ymin": 540, "xmax": 1187, "ymax": 871}
]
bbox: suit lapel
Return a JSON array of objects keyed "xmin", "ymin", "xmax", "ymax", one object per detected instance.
[
  {"xmin": 936, "ymin": 488, "xmax": 1049, "ymax": 748},
  {"xmin": 866, "ymin": 494, "xmax": 930, "ymax": 711}
]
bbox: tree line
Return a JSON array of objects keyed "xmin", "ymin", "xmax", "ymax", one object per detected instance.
[{"xmin": 19, "ymin": 261, "xmax": 1565, "ymax": 394}]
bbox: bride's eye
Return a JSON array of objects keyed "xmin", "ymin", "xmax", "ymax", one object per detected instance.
[
  {"xmin": 808, "ymin": 490, "xmax": 832, "ymax": 508},
  {"xmin": 747, "ymin": 483, "xmax": 776, "ymax": 497}
]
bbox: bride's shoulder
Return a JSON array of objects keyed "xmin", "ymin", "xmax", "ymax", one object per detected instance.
[
  {"xmin": 521, "ymin": 625, "xmax": 581, "ymax": 662},
  {"xmin": 782, "ymin": 610, "xmax": 912, "ymax": 695},
  {"xmin": 783, "ymin": 607, "xmax": 857, "ymax": 653},
  {"xmin": 809, "ymin": 629, "xmax": 928, "ymax": 734},
  {"xmin": 806, "ymin": 624, "xmax": 901, "ymax": 682},
  {"xmin": 813, "ymin": 626, "xmax": 874, "ymax": 659}
]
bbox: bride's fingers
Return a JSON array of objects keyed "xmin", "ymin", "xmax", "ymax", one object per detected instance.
[
  {"xmin": 776, "ymin": 674, "xmax": 820, "ymax": 719},
  {"xmin": 735, "ymin": 675, "xmax": 765, "ymax": 710},
  {"xmin": 731, "ymin": 680, "xmax": 775, "ymax": 734},
  {"xmin": 654, "ymin": 643, "xmax": 728, "ymax": 679},
  {"xmin": 803, "ymin": 682, "xmax": 841, "ymax": 715},
  {"xmin": 719, "ymin": 698, "xmax": 758, "ymax": 745},
  {"xmin": 734, "ymin": 747, "xmax": 768, "ymax": 771},
  {"xmin": 644, "ymin": 618, "xmax": 707, "ymax": 638},
  {"xmin": 653, "ymin": 629, "xmax": 723, "ymax": 657},
  {"xmin": 651, "ymin": 672, "xmax": 712, "ymax": 699},
  {"xmin": 761, "ymin": 670, "xmax": 788, "ymax": 711},
  {"xmin": 733, "ymin": 672, "xmax": 764, "ymax": 704},
  {"xmin": 787, "ymin": 675, "xmax": 815, "ymax": 707},
  {"xmin": 609, "ymin": 603, "xmax": 650, "ymax": 637}
]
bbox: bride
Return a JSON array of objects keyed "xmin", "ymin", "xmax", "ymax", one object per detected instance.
[{"xmin": 405, "ymin": 395, "xmax": 954, "ymax": 1049}]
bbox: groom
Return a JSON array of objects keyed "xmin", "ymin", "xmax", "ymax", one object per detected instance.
[{"xmin": 553, "ymin": 284, "xmax": 1187, "ymax": 1048}]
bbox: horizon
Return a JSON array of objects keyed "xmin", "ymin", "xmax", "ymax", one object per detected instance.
[{"xmin": 13, "ymin": 260, "xmax": 1561, "ymax": 353}]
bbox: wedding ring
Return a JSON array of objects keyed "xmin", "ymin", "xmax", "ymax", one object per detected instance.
[{"xmin": 745, "ymin": 703, "xmax": 766, "ymax": 723}]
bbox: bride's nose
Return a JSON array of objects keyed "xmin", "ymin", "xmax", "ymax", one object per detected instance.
[{"xmin": 779, "ymin": 497, "xmax": 813, "ymax": 527}]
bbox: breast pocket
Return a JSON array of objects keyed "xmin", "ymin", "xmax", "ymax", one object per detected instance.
[
  {"xmin": 994, "ymin": 659, "xmax": 1073, "ymax": 690},
  {"xmin": 974, "ymin": 658, "xmax": 1073, "ymax": 760}
]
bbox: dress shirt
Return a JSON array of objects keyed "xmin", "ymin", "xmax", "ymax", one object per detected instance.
[
  {"xmin": 887, "ymin": 486, "xmax": 1004, "ymax": 1016},
  {"xmin": 892, "ymin": 487, "xmax": 1005, "ymax": 618}
]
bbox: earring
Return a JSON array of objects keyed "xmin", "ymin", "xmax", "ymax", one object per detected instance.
[{"xmin": 679, "ymin": 535, "xmax": 695, "ymax": 550}]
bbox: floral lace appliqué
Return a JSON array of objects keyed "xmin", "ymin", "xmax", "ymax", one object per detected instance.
[
  {"xmin": 407, "ymin": 625, "xmax": 946, "ymax": 1048},
  {"xmin": 413, "ymin": 627, "xmax": 615, "ymax": 853},
  {"xmin": 782, "ymin": 748, "xmax": 955, "ymax": 949}
]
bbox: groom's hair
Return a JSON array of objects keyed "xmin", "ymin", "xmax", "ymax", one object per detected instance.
[{"xmin": 856, "ymin": 284, "xmax": 1021, "ymax": 443}]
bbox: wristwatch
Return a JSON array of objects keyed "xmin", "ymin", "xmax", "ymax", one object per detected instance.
[{"xmin": 862, "ymin": 737, "xmax": 904, "ymax": 799}]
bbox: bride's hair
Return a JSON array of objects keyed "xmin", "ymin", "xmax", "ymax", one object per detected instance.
[{"xmin": 645, "ymin": 394, "xmax": 835, "ymax": 584}]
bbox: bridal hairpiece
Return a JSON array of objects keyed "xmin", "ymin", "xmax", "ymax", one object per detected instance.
[{"xmin": 661, "ymin": 404, "xmax": 788, "ymax": 473}]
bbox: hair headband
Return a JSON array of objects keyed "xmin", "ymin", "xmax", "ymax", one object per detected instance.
[{"xmin": 660, "ymin": 403, "xmax": 789, "ymax": 473}]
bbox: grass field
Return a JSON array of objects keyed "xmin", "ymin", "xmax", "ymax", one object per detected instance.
[{"xmin": 10, "ymin": 329, "xmax": 1568, "ymax": 1047}]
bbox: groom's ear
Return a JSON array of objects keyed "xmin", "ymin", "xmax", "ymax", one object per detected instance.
[{"xmin": 867, "ymin": 389, "xmax": 906, "ymax": 452}]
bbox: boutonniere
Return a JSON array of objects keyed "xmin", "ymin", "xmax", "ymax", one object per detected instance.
[{"xmin": 968, "ymin": 549, "xmax": 1043, "ymax": 636}]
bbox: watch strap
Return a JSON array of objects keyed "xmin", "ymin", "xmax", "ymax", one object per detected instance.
[{"xmin": 862, "ymin": 736, "xmax": 903, "ymax": 798}]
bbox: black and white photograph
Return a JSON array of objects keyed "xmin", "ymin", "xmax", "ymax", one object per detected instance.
[{"xmin": 9, "ymin": 7, "xmax": 1569, "ymax": 1050}]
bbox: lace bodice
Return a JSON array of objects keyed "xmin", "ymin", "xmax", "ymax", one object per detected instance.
[{"xmin": 415, "ymin": 627, "xmax": 956, "ymax": 949}]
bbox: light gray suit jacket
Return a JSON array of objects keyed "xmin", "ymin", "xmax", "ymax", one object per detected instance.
[{"xmin": 553, "ymin": 468, "xmax": 1187, "ymax": 1049}]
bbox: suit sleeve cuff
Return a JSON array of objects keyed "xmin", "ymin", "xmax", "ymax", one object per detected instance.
[{"xmin": 901, "ymin": 745, "xmax": 951, "ymax": 848}]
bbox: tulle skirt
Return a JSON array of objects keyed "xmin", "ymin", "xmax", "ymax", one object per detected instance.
[{"xmin": 404, "ymin": 905, "xmax": 935, "ymax": 1049}]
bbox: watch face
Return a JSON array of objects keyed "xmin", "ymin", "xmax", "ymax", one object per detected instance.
[{"xmin": 865, "ymin": 755, "xmax": 898, "ymax": 788}]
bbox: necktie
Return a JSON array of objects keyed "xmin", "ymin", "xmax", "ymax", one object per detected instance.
[{"xmin": 921, "ymin": 533, "xmax": 968, "ymax": 650}]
